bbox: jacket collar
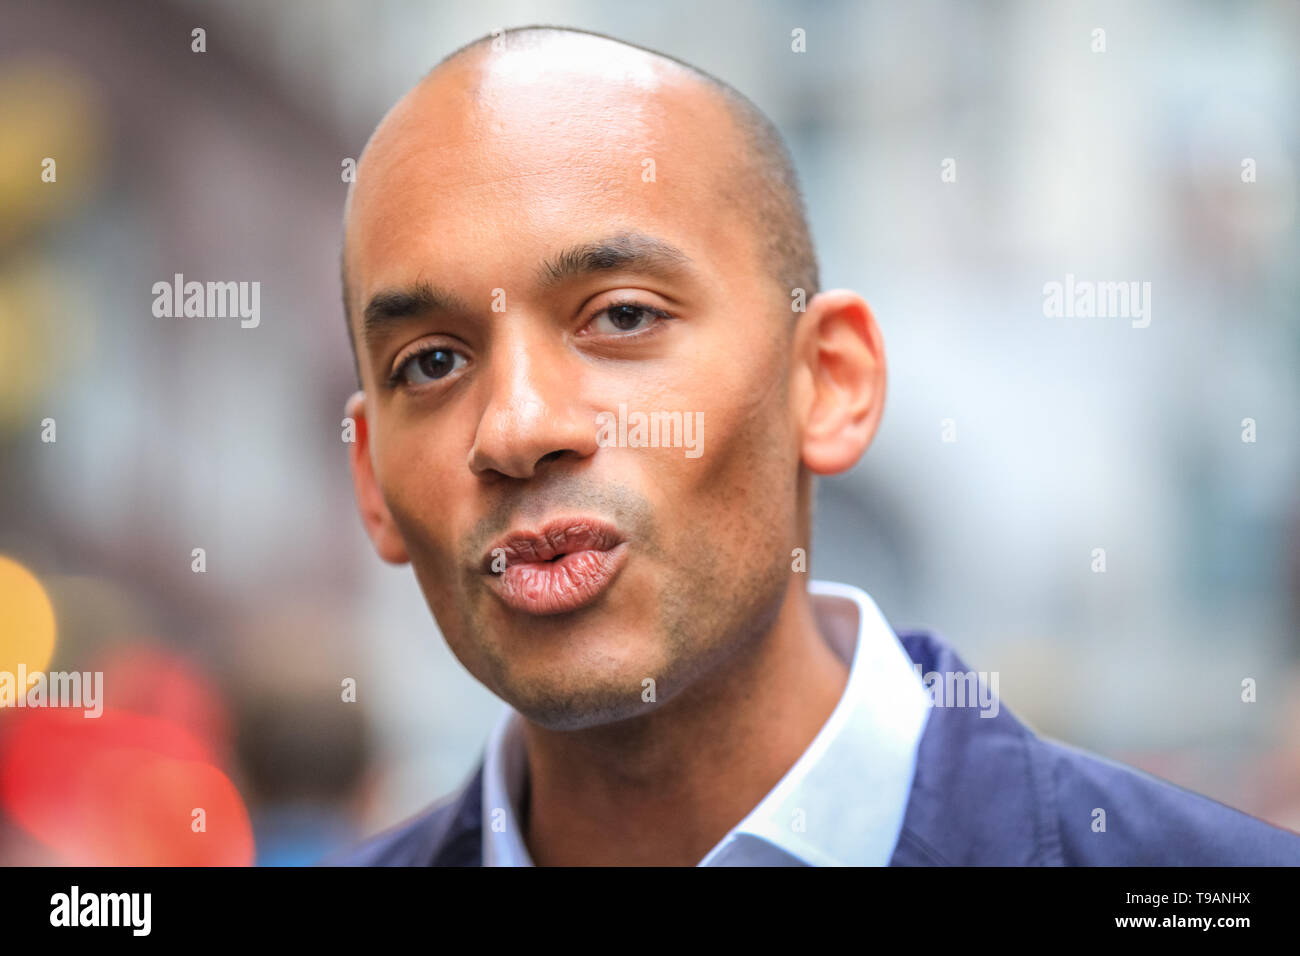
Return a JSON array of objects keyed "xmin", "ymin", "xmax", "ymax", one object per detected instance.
[{"xmin": 888, "ymin": 629, "xmax": 1060, "ymax": 865}]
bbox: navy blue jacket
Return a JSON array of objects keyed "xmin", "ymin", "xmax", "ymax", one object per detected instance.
[{"xmin": 328, "ymin": 630, "xmax": 1300, "ymax": 865}]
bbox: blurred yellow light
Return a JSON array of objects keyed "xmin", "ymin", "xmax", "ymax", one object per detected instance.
[
  {"xmin": 0, "ymin": 261, "xmax": 59, "ymax": 431},
  {"xmin": 0, "ymin": 56, "xmax": 102, "ymax": 245},
  {"xmin": 0, "ymin": 555, "xmax": 56, "ymax": 688}
]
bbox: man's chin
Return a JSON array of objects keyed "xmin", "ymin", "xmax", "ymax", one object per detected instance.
[{"xmin": 500, "ymin": 678, "xmax": 667, "ymax": 732}]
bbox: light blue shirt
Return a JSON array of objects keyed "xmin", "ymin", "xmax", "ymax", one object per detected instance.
[{"xmin": 481, "ymin": 579, "xmax": 932, "ymax": 866}]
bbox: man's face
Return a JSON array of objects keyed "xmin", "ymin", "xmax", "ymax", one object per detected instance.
[{"xmin": 345, "ymin": 46, "xmax": 804, "ymax": 730}]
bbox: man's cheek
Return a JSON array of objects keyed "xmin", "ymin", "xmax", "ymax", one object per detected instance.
[
  {"xmin": 701, "ymin": 392, "xmax": 789, "ymax": 476},
  {"xmin": 381, "ymin": 478, "xmax": 455, "ymax": 571},
  {"xmin": 376, "ymin": 435, "xmax": 452, "ymax": 530},
  {"xmin": 708, "ymin": 403, "xmax": 798, "ymax": 541}
]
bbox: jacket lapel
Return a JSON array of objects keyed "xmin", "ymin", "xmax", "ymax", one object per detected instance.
[{"xmin": 889, "ymin": 631, "xmax": 1060, "ymax": 865}]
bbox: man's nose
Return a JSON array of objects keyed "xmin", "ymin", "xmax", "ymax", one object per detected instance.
[{"xmin": 467, "ymin": 334, "xmax": 598, "ymax": 480}]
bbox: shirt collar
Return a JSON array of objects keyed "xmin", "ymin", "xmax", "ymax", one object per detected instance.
[{"xmin": 482, "ymin": 579, "xmax": 931, "ymax": 866}]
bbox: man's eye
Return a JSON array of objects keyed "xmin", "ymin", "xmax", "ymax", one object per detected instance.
[
  {"xmin": 588, "ymin": 302, "xmax": 669, "ymax": 335},
  {"xmin": 393, "ymin": 347, "xmax": 466, "ymax": 386}
]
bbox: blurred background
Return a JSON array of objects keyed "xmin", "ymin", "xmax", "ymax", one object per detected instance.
[{"xmin": 1, "ymin": 0, "xmax": 1297, "ymax": 865}]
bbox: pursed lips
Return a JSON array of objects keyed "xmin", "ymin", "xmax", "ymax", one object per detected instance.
[{"xmin": 482, "ymin": 518, "xmax": 629, "ymax": 615}]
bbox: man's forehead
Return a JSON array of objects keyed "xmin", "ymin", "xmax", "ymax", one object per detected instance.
[{"xmin": 344, "ymin": 41, "xmax": 747, "ymax": 304}]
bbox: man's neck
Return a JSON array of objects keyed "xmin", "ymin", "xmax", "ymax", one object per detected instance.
[{"xmin": 519, "ymin": 579, "xmax": 850, "ymax": 866}]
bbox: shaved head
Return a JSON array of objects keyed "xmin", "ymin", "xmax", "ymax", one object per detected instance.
[{"xmin": 341, "ymin": 25, "xmax": 819, "ymax": 377}]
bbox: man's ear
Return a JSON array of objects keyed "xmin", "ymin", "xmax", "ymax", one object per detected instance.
[
  {"xmin": 793, "ymin": 290, "xmax": 887, "ymax": 475},
  {"xmin": 344, "ymin": 391, "xmax": 410, "ymax": 564}
]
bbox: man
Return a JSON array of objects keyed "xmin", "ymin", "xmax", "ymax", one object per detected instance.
[{"xmin": 329, "ymin": 25, "xmax": 1300, "ymax": 865}]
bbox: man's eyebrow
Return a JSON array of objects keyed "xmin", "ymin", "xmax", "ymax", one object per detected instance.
[
  {"xmin": 537, "ymin": 232, "xmax": 696, "ymax": 288},
  {"xmin": 360, "ymin": 233, "xmax": 694, "ymax": 346},
  {"xmin": 361, "ymin": 282, "xmax": 470, "ymax": 346}
]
